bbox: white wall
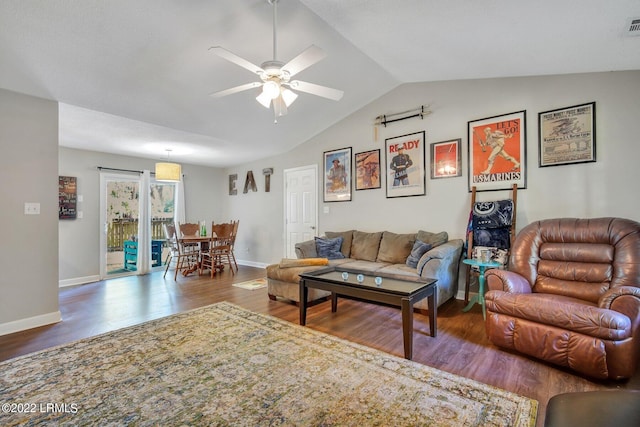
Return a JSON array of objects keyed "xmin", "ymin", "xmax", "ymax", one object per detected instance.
[
  {"xmin": 225, "ymin": 71, "xmax": 640, "ymax": 265},
  {"xmin": 58, "ymin": 147, "xmax": 226, "ymax": 283},
  {"xmin": 0, "ymin": 88, "xmax": 60, "ymax": 332}
]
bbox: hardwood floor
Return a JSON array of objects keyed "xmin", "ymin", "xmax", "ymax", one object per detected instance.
[{"xmin": 1, "ymin": 266, "xmax": 638, "ymax": 426}]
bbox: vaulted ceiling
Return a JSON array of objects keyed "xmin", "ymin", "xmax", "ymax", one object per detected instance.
[{"xmin": 1, "ymin": 0, "xmax": 638, "ymax": 167}]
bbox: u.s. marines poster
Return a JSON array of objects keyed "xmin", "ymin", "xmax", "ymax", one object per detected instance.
[{"xmin": 468, "ymin": 111, "xmax": 526, "ymax": 192}]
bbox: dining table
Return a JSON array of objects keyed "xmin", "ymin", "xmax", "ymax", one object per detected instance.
[{"xmin": 177, "ymin": 234, "xmax": 221, "ymax": 276}]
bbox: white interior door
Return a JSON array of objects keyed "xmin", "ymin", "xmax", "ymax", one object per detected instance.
[{"xmin": 284, "ymin": 165, "xmax": 318, "ymax": 258}]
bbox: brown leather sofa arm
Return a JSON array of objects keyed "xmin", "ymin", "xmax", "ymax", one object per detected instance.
[
  {"xmin": 485, "ymin": 269, "xmax": 532, "ymax": 294},
  {"xmin": 599, "ymin": 286, "xmax": 640, "ymax": 322}
]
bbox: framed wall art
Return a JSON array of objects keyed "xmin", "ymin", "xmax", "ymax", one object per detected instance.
[
  {"xmin": 430, "ymin": 138, "xmax": 462, "ymax": 179},
  {"xmin": 323, "ymin": 147, "xmax": 352, "ymax": 202},
  {"xmin": 468, "ymin": 110, "xmax": 526, "ymax": 192},
  {"xmin": 385, "ymin": 131, "xmax": 426, "ymax": 198},
  {"xmin": 59, "ymin": 176, "xmax": 77, "ymax": 219},
  {"xmin": 538, "ymin": 102, "xmax": 596, "ymax": 167},
  {"xmin": 355, "ymin": 149, "xmax": 381, "ymax": 190}
]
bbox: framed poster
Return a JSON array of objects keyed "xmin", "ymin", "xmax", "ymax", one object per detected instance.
[
  {"xmin": 355, "ymin": 149, "xmax": 381, "ymax": 190},
  {"xmin": 323, "ymin": 147, "xmax": 352, "ymax": 202},
  {"xmin": 538, "ymin": 102, "xmax": 596, "ymax": 167},
  {"xmin": 385, "ymin": 131, "xmax": 426, "ymax": 198},
  {"xmin": 430, "ymin": 138, "xmax": 462, "ymax": 179},
  {"xmin": 59, "ymin": 176, "xmax": 77, "ymax": 219},
  {"xmin": 468, "ymin": 110, "xmax": 526, "ymax": 192}
]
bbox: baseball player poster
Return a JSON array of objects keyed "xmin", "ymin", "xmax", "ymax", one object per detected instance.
[{"xmin": 468, "ymin": 110, "xmax": 526, "ymax": 192}]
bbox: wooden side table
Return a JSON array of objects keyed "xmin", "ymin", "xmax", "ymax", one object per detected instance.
[{"xmin": 462, "ymin": 259, "xmax": 501, "ymax": 319}]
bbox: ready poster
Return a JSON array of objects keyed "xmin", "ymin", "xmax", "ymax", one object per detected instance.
[{"xmin": 385, "ymin": 131, "xmax": 426, "ymax": 198}]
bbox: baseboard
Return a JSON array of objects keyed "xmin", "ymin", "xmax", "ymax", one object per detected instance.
[
  {"xmin": 0, "ymin": 311, "xmax": 62, "ymax": 336},
  {"xmin": 59, "ymin": 275, "xmax": 101, "ymax": 288},
  {"xmin": 237, "ymin": 259, "xmax": 269, "ymax": 269}
]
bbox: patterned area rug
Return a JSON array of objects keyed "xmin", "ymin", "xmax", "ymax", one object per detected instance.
[
  {"xmin": 0, "ymin": 302, "xmax": 537, "ymax": 426},
  {"xmin": 232, "ymin": 277, "xmax": 268, "ymax": 290}
]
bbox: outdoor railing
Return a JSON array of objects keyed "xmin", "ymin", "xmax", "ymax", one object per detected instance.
[{"xmin": 108, "ymin": 218, "xmax": 173, "ymax": 251}]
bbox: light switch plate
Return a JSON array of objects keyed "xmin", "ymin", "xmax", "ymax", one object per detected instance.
[{"xmin": 25, "ymin": 202, "xmax": 40, "ymax": 215}]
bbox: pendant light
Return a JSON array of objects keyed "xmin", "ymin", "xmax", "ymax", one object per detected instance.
[{"xmin": 155, "ymin": 149, "xmax": 181, "ymax": 182}]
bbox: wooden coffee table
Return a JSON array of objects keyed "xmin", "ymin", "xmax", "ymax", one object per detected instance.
[{"xmin": 299, "ymin": 266, "xmax": 437, "ymax": 360}]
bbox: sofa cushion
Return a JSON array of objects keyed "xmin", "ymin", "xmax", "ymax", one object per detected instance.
[
  {"xmin": 406, "ymin": 239, "xmax": 433, "ymax": 268},
  {"xmin": 339, "ymin": 259, "xmax": 390, "ymax": 271},
  {"xmin": 417, "ymin": 230, "xmax": 448, "ymax": 248},
  {"xmin": 325, "ymin": 230, "xmax": 354, "ymax": 258},
  {"xmin": 350, "ymin": 231, "xmax": 383, "ymax": 261},
  {"xmin": 295, "ymin": 239, "xmax": 318, "ymax": 258},
  {"xmin": 315, "ymin": 236, "xmax": 345, "ymax": 260},
  {"xmin": 376, "ymin": 231, "xmax": 416, "ymax": 264}
]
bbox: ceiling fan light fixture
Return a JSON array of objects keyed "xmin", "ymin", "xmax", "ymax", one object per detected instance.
[
  {"xmin": 281, "ymin": 88, "xmax": 298, "ymax": 107},
  {"xmin": 262, "ymin": 80, "xmax": 280, "ymax": 99},
  {"xmin": 256, "ymin": 90, "xmax": 272, "ymax": 108}
]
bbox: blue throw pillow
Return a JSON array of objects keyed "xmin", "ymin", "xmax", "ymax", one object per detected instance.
[
  {"xmin": 315, "ymin": 236, "xmax": 345, "ymax": 260},
  {"xmin": 406, "ymin": 240, "xmax": 432, "ymax": 268}
]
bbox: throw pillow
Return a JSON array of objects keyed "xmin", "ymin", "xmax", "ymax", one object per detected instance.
[
  {"xmin": 406, "ymin": 240, "xmax": 432, "ymax": 268},
  {"xmin": 417, "ymin": 230, "xmax": 448, "ymax": 248},
  {"xmin": 315, "ymin": 236, "xmax": 345, "ymax": 260},
  {"xmin": 350, "ymin": 231, "xmax": 383, "ymax": 262},
  {"xmin": 377, "ymin": 231, "xmax": 416, "ymax": 264},
  {"xmin": 325, "ymin": 230, "xmax": 354, "ymax": 258}
]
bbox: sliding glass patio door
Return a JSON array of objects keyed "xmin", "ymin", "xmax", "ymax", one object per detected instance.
[{"xmin": 99, "ymin": 171, "xmax": 176, "ymax": 279}]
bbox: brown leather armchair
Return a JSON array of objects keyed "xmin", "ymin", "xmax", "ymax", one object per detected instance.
[{"xmin": 484, "ymin": 217, "xmax": 640, "ymax": 380}]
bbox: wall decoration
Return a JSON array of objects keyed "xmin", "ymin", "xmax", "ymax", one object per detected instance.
[
  {"xmin": 243, "ymin": 170, "xmax": 258, "ymax": 193},
  {"xmin": 262, "ymin": 168, "xmax": 274, "ymax": 192},
  {"xmin": 59, "ymin": 176, "xmax": 77, "ymax": 219},
  {"xmin": 430, "ymin": 139, "xmax": 462, "ymax": 179},
  {"xmin": 323, "ymin": 147, "xmax": 352, "ymax": 202},
  {"xmin": 355, "ymin": 149, "xmax": 381, "ymax": 190},
  {"xmin": 228, "ymin": 174, "xmax": 238, "ymax": 195},
  {"xmin": 538, "ymin": 102, "xmax": 596, "ymax": 167},
  {"xmin": 468, "ymin": 111, "xmax": 526, "ymax": 192},
  {"xmin": 385, "ymin": 131, "xmax": 426, "ymax": 198}
]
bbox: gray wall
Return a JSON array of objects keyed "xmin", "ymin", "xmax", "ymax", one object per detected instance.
[
  {"xmin": 3, "ymin": 70, "xmax": 640, "ymax": 333},
  {"xmin": 58, "ymin": 147, "xmax": 226, "ymax": 283},
  {"xmin": 225, "ymin": 71, "xmax": 640, "ymax": 265},
  {"xmin": 0, "ymin": 88, "xmax": 59, "ymax": 330}
]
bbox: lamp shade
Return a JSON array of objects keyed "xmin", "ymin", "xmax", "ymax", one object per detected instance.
[{"xmin": 155, "ymin": 162, "xmax": 181, "ymax": 182}]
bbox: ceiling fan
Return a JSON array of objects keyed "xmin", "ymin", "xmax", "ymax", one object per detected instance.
[{"xmin": 209, "ymin": 0, "xmax": 344, "ymax": 121}]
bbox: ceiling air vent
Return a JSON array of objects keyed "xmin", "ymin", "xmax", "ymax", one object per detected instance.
[{"xmin": 625, "ymin": 17, "xmax": 640, "ymax": 36}]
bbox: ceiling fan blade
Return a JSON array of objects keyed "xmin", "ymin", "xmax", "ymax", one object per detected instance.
[
  {"xmin": 288, "ymin": 80, "xmax": 344, "ymax": 101},
  {"xmin": 281, "ymin": 45, "xmax": 326, "ymax": 77},
  {"xmin": 209, "ymin": 46, "xmax": 265, "ymax": 75},
  {"xmin": 210, "ymin": 82, "xmax": 262, "ymax": 98}
]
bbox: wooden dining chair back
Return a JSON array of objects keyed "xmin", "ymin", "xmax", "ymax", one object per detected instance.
[
  {"xmin": 163, "ymin": 223, "xmax": 186, "ymax": 280},
  {"xmin": 229, "ymin": 220, "xmax": 240, "ymax": 270},
  {"xmin": 200, "ymin": 222, "xmax": 236, "ymax": 277}
]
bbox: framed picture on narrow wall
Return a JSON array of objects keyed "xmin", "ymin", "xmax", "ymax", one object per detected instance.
[
  {"xmin": 355, "ymin": 149, "xmax": 381, "ymax": 190},
  {"xmin": 538, "ymin": 102, "xmax": 596, "ymax": 167},
  {"xmin": 385, "ymin": 131, "xmax": 426, "ymax": 198},
  {"xmin": 468, "ymin": 110, "xmax": 526, "ymax": 192},
  {"xmin": 323, "ymin": 147, "xmax": 352, "ymax": 202},
  {"xmin": 430, "ymin": 138, "xmax": 462, "ymax": 179}
]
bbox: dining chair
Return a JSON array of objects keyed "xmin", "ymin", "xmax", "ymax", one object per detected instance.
[
  {"xmin": 177, "ymin": 222, "xmax": 201, "ymax": 275},
  {"xmin": 163, "ymin": 223, "xmax": 195, "ymax": 280},
  {"xmin": 200, "ymin": 222, "xmax": 236, "ymax": 278},
  {"xmin": 229, "ymin": 220, "xmax": 240, "ymax": 271}
]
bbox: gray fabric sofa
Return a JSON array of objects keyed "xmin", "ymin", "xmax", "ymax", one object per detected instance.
[{"xmin": 267, "ymin": 229, "xmax": 463, "ymax": 310}]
